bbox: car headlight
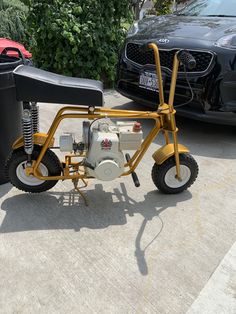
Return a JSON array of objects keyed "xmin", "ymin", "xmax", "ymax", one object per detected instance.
[
  {"xmin": 215, "ymin": 34, "xmax": 236, "ymax": 49},
  {"xmin": 127, "ymin": 22, "xmax": 139, "ymax": 38}
]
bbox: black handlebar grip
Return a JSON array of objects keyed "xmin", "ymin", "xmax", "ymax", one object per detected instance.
[{"xmin": 177, "ymin": 50, "xmax": 196, "ymax": 70}]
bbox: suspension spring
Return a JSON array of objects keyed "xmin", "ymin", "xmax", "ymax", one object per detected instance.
[
  {"xmin": 22, "ymin": 109, "xmax": 34, "ymax": 155},
  {"xmin": 31, "ymin": 102, "xmax": 39, "ymax": 134}
]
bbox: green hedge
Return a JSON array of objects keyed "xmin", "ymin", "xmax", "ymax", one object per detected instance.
[
  {"xmin": 27, "ymin": 0, "xmax": 132, "ymax": 86},
  {"xmin": 154, "ymin": 0, "xmax": 172, "ymax": 15},
  {"xmin": 0, "ymin": 0, "xmax": 28, "ymax": 42}
]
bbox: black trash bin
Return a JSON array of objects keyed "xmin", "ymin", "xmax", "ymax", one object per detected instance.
[{"xmin": 0, "ymin": 48, "xmax": 26, "ymax": 184}]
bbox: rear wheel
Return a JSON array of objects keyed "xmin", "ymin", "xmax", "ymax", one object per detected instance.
[
  {"xmin": 151, "ymin": 153, "xmax": 198, "ymax": 194},
  {"xmin": 6, "ymin": 146, "xmax": 62, "ymax": 193}
]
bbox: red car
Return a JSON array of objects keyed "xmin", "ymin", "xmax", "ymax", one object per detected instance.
[{"xmin": 0, "ymin": 38, "xmax": 32, "ymax": 59}]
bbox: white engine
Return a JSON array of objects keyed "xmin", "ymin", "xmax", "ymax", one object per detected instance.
[
  {"xmin": 86, "ymin": 130, "xmax": 125, "ymax": 181},
  {"xmin": 59, "ymin": 119, "xmax": 143, "ymax": 181}
]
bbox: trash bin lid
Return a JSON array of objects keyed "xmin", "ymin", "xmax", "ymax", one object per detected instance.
[{"xmin": 0, "ymin": 38, "xmax": 32, "ymax": 59}]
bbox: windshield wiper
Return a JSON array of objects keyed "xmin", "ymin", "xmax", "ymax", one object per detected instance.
[
  {"xmin": 205, "ymin": 15, "xmax": 236, "ymax": 17},
  {"xmin": 175, "ymin": 14, "xmax": 236, "ymax": 17}
]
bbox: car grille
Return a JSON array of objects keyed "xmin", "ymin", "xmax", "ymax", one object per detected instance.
[
  {"xmin": 126, "ymin": 42, "xmax": 214, "ymax": 73},
  {"xmin": 119, "ymin": 81, "xmax": 188, "ymax": 102}
]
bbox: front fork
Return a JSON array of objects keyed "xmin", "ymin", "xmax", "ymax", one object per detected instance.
[
  {"xmin": 162, "ymin": 114, "xmax": 181, "ymax": 180},
  {"xmin": 149, "ymin": 42, "xmax": 182, "ymax": 180},
  {"xmin": 173, "ymin": 132, "xmax": 181, "ymax": 180}
]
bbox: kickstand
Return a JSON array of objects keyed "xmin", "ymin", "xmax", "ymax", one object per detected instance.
[{"xmin": 72, "ymin": 178, "xmax": 89, "ymax": 206}]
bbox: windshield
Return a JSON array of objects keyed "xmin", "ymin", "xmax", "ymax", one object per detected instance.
[{"xmin": 178, "ymin": 0, "xmax": 236, "ymax": 17}]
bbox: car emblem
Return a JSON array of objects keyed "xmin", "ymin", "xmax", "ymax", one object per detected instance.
[{"xmin": 158, "ymin": 38, "xmax": 170, "ymax": 44}]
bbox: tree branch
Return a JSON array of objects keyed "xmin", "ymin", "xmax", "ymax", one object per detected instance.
[{"xmin": 140, "ymin": 0, "xmax": 146, "ymax": 10}]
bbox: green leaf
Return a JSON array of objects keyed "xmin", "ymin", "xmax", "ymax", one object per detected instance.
[
  {"xmin": 26, "ymin": 0, "xmax": 133, "ymax": 86},
  {"xmin": 72, "ymin": 47, "xmax": 78, "ymax": 55}
]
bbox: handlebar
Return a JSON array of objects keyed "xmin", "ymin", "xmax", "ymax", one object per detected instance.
[
  {"xmin": 139, "ymin": 43, "xmax": 196, "ymax": 111},
  {"xmin": 140, "ymin": 44, "xmax": 197, "ymax": 71},
  {"xmin": 177, "ymin": 50, "xmax": 196, "ymax": 70}
]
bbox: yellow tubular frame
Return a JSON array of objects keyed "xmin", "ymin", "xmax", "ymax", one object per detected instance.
[
  {"xmin": 32, "ymin": 107, "xmax": 161, "ymax": 180},
  {"xmin": 23, "ymin": 43, "xmax": 183, "ymax": 182}
]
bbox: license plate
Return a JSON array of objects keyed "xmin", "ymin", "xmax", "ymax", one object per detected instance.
[{"xmin": 139, "ymin": 72, "xmax": 159, "ymax": 92}]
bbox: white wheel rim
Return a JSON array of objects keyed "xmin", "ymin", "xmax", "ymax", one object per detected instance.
[
  {"xmin": 16, "ymin": 161, "xmax": 48, "ymax": 186},
  {"xmin": 164, "ymin": 165, "xmax": 191, "ymax": 189}
]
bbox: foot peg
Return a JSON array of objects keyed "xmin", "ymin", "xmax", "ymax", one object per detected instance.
[{"xmin": 125, "ymin": 153, "xmax": 140, "ymax": 187}]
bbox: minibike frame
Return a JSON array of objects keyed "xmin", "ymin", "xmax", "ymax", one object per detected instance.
[{"xmin": 12, "ymin": 43, "xmax": 191, "ymax": 192}]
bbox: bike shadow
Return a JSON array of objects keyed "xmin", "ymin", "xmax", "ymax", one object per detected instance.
[
  {"xmin": 0, "ymin": 183, "xmax": 192, "ymax": 275},
  {"xmin": 0, "ymin": 183, "xmax": 12, "ymax": 198}
]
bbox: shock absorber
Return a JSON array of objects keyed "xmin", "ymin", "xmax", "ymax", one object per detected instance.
[
  {"xmin": 31, "ymin": 102, "xmax": 39, "ymax": 134},
  {"xmin": 22, "ymin": 109, "xmax": 34, "ymax": 158}
]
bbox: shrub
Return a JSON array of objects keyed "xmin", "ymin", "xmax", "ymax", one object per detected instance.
[
  {"xmin": 27, "ymin": 0, "xmax": 132, "ymax": 86},
  {"xmin": 0, "ymin": 0, "xmax": 28, "ymax": 43},
  {"xmin": 154, "ymin": 0, "xmax": 172, "ymax": 15}
]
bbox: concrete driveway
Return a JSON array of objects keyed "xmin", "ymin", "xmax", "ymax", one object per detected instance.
[{"xmin": 0, "ymin": 91, "xmax": 236, "ymax": 313}]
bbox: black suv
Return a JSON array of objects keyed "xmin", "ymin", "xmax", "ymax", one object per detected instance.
[{"xmin": 116, "ymin": 0, "xmax": 236, "ymax": 125}]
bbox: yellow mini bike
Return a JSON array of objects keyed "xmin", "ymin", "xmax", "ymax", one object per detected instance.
[{"xmin": 6, "ymin": 43, "xmax": 198, "ymax": 201}]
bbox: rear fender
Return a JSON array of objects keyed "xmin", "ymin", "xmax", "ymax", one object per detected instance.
[{"xmin": 152, "ymin": 143, "xmax": 189, "ymax": 165}]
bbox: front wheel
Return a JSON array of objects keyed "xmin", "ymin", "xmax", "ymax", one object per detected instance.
[
  {"xmin": 151, "ymin": 153, "xmax": 198, "ymax": 194},
  {"xmin": 6, "ymin": 146, "xmax": 62, "ymax": 193}
]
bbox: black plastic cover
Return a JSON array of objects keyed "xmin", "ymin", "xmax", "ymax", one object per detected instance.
[{"xmin": 0, "ymin": 54, "xmax": 23, "ymax": 184}]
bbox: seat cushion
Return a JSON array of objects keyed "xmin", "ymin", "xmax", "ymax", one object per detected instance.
[{"xmin": 13, "ymin": 65, "xmax": 104, "ymax": 106}]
